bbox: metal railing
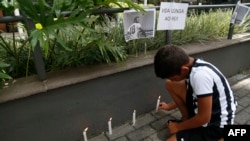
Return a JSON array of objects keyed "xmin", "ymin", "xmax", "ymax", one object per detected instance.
[{"xmin": 0, "ymin": 3, "xmax": 250, "ymax": 81}]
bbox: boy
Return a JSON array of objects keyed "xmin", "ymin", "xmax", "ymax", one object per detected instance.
[{"xmin": 154, "ymin": 45, "xmax": 237, "ymax": 141}]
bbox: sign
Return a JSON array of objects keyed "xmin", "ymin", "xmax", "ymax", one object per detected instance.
[
  {"xmin": 123, "ymin": 9, "xmax": 156, "ymax": 42},
  {"xmin": 157, "ymin": 2, "xmax": 188, "ymax": 30},
  {"xmin": 231, "ymin": 1, "xmax": 250, "ymax": 25}
]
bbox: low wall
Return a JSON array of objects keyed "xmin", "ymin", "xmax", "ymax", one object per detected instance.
[{"xmin": 0, "ymin": 34, "xmax": 250, "ymax": 141}]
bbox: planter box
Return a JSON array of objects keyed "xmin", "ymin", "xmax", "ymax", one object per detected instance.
[{"xmin": 0, "ymin": 33, "xmax": 250, "ymax": 141}]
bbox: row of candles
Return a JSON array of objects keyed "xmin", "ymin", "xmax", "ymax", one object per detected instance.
[{"xmin": 83, "ymin": 95, "xmax": 161, "ymax": 141}]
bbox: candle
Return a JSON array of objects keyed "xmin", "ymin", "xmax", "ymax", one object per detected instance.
[
  {"xmin": 108, "ymin": 117, "xmax": 112, "ymax": 135},
  {"xmin": 144, "ymin": 0, "xmax": 147, "ymax": 6},
  {"xmin": 83, "ymin": 127, "xmax": 88, "ymax": 141},
  {"xmin": 132, "ymin": 110, "xmax": 136, "ymax": 126},
  {"xmin": 14, "ymin": 9, "xmax": 25, "ymax": 39},
  {"xmin": 156, "ymin": 96, "xmax": 161, "ymax": 111}
]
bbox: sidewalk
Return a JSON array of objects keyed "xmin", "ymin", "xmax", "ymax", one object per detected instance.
[{"xmin": 87, "ymin": 69, "xmax": 250, "ymax": 141}]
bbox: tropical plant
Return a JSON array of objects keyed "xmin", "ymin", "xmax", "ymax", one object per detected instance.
[
  {"xmin": 14, "ymin": 0, "xmax": 144, "ymax": 69},
  {"xmin": 0, "ymin": 34, "xmax": 33, "ymax": 78},
  {"xmin": 171, "ymin": 8, "xmax": 250, "ymax": 45},
  {"xmin": 0, "ymin": 0, "xmax": 17, "ymax": 15},
  {"xmin": 0, "ymin": 61, "xmax": 12, "ymax": 89},
  {"xmin": 16, "ymin": 0, "xmax": 144, "ymax": 54}
]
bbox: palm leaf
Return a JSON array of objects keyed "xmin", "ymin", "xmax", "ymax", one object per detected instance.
[{"xmin": 0, "ymin": 72, "xmax": 12, "ymax": 80}]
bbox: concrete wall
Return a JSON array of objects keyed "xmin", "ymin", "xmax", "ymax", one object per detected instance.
[
  {"xmin": 0, "ymin": 37, "xmax": 250, "ymax": 141},
  {"xmin": 192, "ymin": 41, "xmax": 250, "ymax": 77}
]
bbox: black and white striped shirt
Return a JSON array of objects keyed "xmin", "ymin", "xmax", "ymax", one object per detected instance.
[{"xmin": 187, "ymin": 59, "xmax": 237, "ymax": 128}]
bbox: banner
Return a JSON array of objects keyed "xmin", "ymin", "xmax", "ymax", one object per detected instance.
[{"xmin": 157, "ymin": 2, "xmax": 188, "ymax": 30}]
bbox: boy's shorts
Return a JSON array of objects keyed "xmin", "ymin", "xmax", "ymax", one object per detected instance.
[{"xmin": 176, "ymin": 126, "xmax": 223, "ymax": 141}]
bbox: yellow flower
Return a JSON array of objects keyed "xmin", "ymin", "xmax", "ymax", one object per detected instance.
[{"xmin": 35, "ymin": 23, "xmax": 43, "ymax": 30}]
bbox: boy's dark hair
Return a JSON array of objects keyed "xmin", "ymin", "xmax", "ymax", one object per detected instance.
[{"xmin": 154, "ymin": 45, "xmax": 189, "ymax": 79}]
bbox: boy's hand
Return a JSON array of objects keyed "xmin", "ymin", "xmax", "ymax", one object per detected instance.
[
  {"xmin": 158, "ymin": 102, "xmax": 173, "ymax": 111},
  {"xmin": 167, "ymin": 121, "xmax": 179, "ymax": 134}
]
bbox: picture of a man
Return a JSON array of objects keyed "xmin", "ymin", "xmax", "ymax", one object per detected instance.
[
  {"xmin": 126, "ymin": 16, "xmax": 146, "ymax": 40},
  {"xmin": 123, "ymin": 9, "xmax": 156, "ymax": 42}
]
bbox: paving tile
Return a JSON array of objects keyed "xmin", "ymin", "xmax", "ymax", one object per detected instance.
[
  {"xmin": 149, "ymin": 129, "xmax": 169, "ymax": 141},
  {"xmin": 170, "ymin": 110, "xmax": 182, "ymax": 120},
  {"xmin": 150, "ymin": 116, "xmax": 172, "ymax": 131},
  {"xmin": 151, "ymin": 109, "xmax": 175, "ymax": 119},
  {"xmin": 234, "ymin": 110, "xmax": 250, "ymax": 124},
  {"xmin": 133, "ymin": 113, "xmax": 156, "ymax": 129},
  {"xmin": 234, "ymin": 88, "xmax": 249, "ymax": 98},
  {"xmin": 237, "ymin": 97, "xmax": 250, "ymax": 107},
  {"xmin": 89, "ymin": 133, "xmax": 109, "ymax": 141},
  {"xmin": 106, "ymin": 123, "xmax": 134, "ymax": 140},
  {"xmin": 244, "ymin": 106, "xmax": 250, "ymax": 114},
  {"xmin": 141, "ymin": 137, "xmax": 153, "ymax": 141},
  {"xmin": 235, "ymin": 104, "xmax": 244, "ymax": 114},
  {"xmin": 127, "ymin": 126, "xmax": 156, "ymax": 141},
  {"xmin": 113, "ymin": 136, "xmax": 129, "ymax": 141}
]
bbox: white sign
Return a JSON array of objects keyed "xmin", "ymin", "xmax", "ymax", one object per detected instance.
[
  {"xmin": 231, "ymin": 1, "xmax": 250, "ymax": 25},
  {"xmin": 157, "ymin": 2, "xmax": 188, "ymax": 30},
  {"xmin": 123, "ymin": 9, "xmax": 156, "ymax": 42}
]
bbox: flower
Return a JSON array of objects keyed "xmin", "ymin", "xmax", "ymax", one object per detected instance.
[{"xmin": 35, "ymin": 23, "xmax": 43, "ymax": 30}]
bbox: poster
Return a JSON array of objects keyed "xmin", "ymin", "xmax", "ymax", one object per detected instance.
[
  {"xmin": 123, "ymin": 9, "xmax": 156, "ymax": 42},
  {"xmin": 157, "ymin": 2, "xmax": 188, "ymax": 30},
  {"xmin": 231, "ymin": 1, "xmax": 250, "ymax": 25}
]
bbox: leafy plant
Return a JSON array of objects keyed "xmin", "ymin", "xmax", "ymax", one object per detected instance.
[
  {"xmin": 0, "ymin": 0, "xmax": 17, "ymax": 15},
  {"xmin": 0, "ymin": 61, "xmax": 12, "ymax": 89},
  {"xmin": 171, "ymin": 8, "xmax": 250, "ymax": 45},
  {"xmin": 94, "ymin": 0, "xmax": 145, "ymax": 11},
  {"xmin": 0, "ymin": 33, "xmax": 32, "ymax": 78}
]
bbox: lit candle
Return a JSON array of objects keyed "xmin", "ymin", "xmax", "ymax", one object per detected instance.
[
  {"xmin": 144, "ymin": 0, "xmax": 147, "ymax": 6},
  {"xmin": 156, "ymin": 96, "xmax": 161, "ymax": 111},
  {"xmin": 83, "ymin": 127, "xmax": 88, "ymax": 141},
  {"xmin": 132, "ymin": 110, "xmax": 136, "ymax": 126},
  {"xmin": 108, "ymin": 117, "xmax": 112, "ymax": 135}
]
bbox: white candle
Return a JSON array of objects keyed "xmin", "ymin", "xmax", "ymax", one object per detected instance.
[
  {"xmin": 14, "ymin": 9, "xmax": 25, "ymax": 39},
  {"xmin": 108, "ymin": 117, "xmax": 112, "ymax": 135},
  {"xmin": 144, "ymin": 0, "xmax": 147, "ymax": 6},
  {"xmin": 156, "ymin": 96, "xmax": 161, "ymax": 111},
  {"xmin": 83, "ymin": 127, "xmax": 88, "ymax": 141},
  {"xmin": 132, "ymin": 110, "xmax": 136, "ymax": 126}
]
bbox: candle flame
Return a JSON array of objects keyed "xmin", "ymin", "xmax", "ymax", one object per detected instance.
[
  {"xmin": 84, "ymin": 127, "xmax": 88, "ymax": 132},
  {"xmin": 109, "ymin": 117, "xmax": 112, "ymax": 121},
  {"xmin": 158, "ymin": 96, "xmax": 161, "ymax": 99}
]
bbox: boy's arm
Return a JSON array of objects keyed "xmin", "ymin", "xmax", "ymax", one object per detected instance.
[{"xmin": 168, "ymin": 95, "xmax": 212, "ymax": 134}]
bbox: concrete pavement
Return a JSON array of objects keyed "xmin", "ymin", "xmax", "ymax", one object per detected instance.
[{"xmin": 85, "ymin": 69, "xmax": 250, "ymax": 141}]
